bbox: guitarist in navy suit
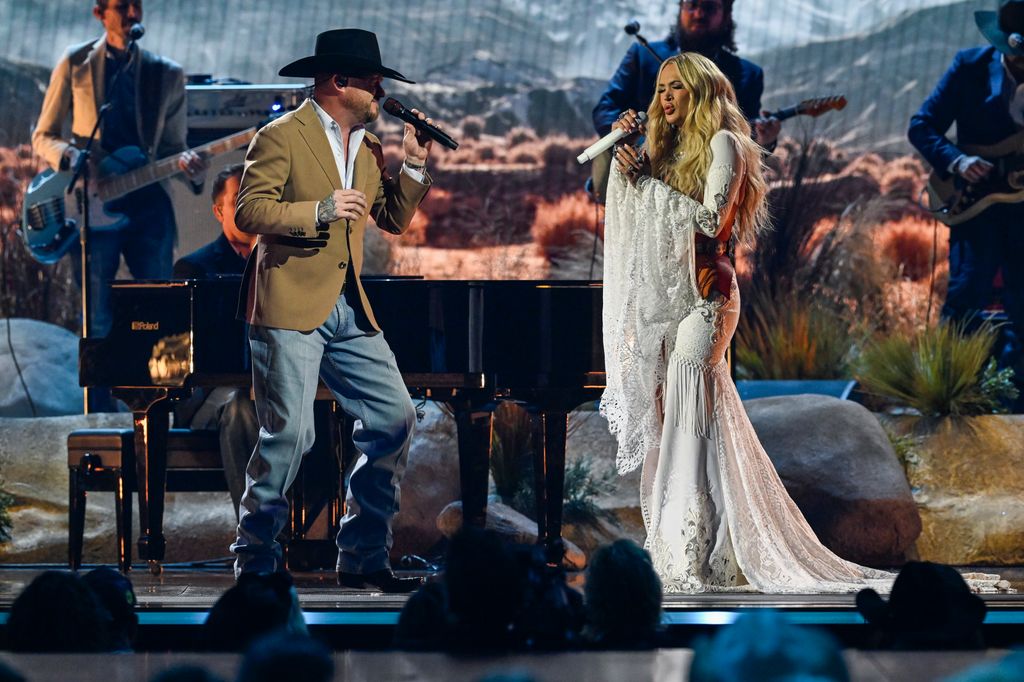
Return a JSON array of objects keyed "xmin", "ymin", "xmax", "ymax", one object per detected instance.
[
  {"xmin": 31, "ymin": 0, "xmax": 208, "ymax": 346},
  {"xmin": 909, "ymin": 0, "xmax": 1024, "ymax": 353}
]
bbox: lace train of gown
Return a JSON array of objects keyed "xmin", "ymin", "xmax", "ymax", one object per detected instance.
[
  {"xmin": 603, "ymin": 132, "xmax": 1005, "ymax": 595},
  {"xmin": 645, "ymin": 279, "xmax": 887, "ymax": 593}
]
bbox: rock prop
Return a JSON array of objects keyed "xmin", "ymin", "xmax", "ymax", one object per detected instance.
[
  {"xmin": 746, "ymin": 395, "xmax": 921, "ymax": 566},
  {"xmin": 437, "ymin": 500, "xmax": 587, "ymax": 570},
  {"xmin": 0, "ymin": 318, "xmax": 83, "ymax": 417},
  {"xmin": 0, "ymin": 414, "xmax": 235, "ymax": 564},
  {"xmin": 390, "ymin": 402, "xmax": 462, "ymax": 559},
  {"xmin": 884, "ymin": 415, "xmax": 1024, "ymax": 566}
]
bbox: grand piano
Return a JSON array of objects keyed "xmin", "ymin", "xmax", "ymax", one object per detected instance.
[{"xmin": 80, "ymin": 277, "xmax": 605, "ymax": 572}]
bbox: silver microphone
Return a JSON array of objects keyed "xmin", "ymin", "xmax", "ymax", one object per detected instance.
[
  {"xmin": 576, "ymin": 112, "xmax": 647, "ymax": 164},
  {"xmin": 129, "ymin": 23, "xmax": 145, "ymax": 41},
  {"xmin": 1011, "ymin": 32, "xmax": 1024, "ymax": 50}
]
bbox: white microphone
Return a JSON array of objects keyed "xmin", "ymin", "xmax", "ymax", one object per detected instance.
[{"xmin": 576, "ymin": 112, "xmax": 647, "ymax": 164}]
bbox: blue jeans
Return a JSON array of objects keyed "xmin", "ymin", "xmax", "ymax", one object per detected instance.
[{"xmin": 231, "ymin": 290, "xmax": 416, "ymax": 576}]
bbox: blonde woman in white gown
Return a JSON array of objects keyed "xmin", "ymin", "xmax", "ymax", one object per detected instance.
[{"xmin": 600, "ymin": 53, "xmax": 1002, "ymax": 594}]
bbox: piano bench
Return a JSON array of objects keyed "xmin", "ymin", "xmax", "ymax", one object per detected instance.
[{"xmin": 67, "ymin": 427, "xmax": 227, "ymax": 573}]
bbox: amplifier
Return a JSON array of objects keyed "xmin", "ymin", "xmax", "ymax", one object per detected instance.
[{"xmin": 186, "ymin": 83, "xmax": 306, "ymax": 144}]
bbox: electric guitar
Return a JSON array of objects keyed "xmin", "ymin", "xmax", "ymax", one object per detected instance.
[
  {"xmin": 925, "ymin": 129, "xmax": 1024, "ymax": 226},
  {"xmin": 763, "ymin": 94, "xmax": 848, "ymax": 123},
  {"xmin": 21, "ymin": 127, "xmax": 256, "ymax": 263}
]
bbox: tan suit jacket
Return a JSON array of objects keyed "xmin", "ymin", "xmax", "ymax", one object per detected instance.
[
  {"xmin": 32, "ymin": 37, "xmax": 189, "ymax": 171},
  {"xmin": 235, "ymin": 100, "xmax": 429, "ymax": 332}
]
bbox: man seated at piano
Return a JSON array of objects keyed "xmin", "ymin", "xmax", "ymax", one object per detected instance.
[
  {"xmin": 175, "ymin": 163, "xmax": 255, "ymax": 278},
  {"xmin": 172, "ymin": 162, "xmax": 258, "ymax": 518},
  {"xmin": 231, "ymin": 28, "xmax": 438, "ymax": 592}
]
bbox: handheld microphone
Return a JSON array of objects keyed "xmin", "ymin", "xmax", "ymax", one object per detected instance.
[
  {"xmin": 624, "ymin": 20, "xmax": 641, "ymax": 35},
  {"xmin": 382, "ymin": 98, "xmax": 459, "ymax": 150},
  {"xmin": 1011, "ymin": 33, "xmax": 1024, "ymax": 50},
  {"xmin": 576, "ymin": 111, "xmax": 647, "ymax": 164},
  {"xmin": 128, "ymin": 23, "xmax": 145, "ymax": 41}
]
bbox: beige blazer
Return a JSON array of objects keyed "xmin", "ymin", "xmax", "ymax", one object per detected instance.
[
  {"xmin": 32, "ymin": 37, "xmax": 188, "ymax": 171},
  {"xmin": 235, "ymin": 100, "xmax": 429, "ymax": 332}
]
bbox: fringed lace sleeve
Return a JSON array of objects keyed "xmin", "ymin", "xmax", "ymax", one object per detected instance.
[
  {"xmin": 696, "ymin": 131, "xmax": 743, "ymax": 238},
  {"xmin": 601, "ymin": 163, "xmax": 702, "ymax": 474}
]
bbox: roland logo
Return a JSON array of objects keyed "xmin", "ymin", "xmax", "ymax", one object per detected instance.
[{"xmin": 131, "ymin": 321, "xmax": 160, "ymax": 331}]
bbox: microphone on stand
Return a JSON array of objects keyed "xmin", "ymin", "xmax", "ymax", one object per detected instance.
[
  {"xmin": 128, "ymin": 23, "xmax": 145, "ymax": 41},
  {"xmin": 382, "ymin": 98, "xmax": 459, "ymax": 150},
  {"xmin": 623, "ymin": 20, "xmax": 667, "ymax": 62},
  {"xmin": 576, "ymin": 111, "xmax": 647, "ymax": 164}
]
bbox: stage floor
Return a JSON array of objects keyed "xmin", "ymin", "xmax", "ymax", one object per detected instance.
[
  {"xmin": 0, "ymin": 649, "xmax": 1019, "ymax": 682},
  {"xmin": 0, "ymin": 565, "xmax": 1021, "ymax": 628}
]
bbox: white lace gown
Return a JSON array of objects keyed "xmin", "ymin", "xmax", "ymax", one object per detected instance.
[{"xmin": 601, "ymin": 131, "xmax": 1000, "ymax": 594}]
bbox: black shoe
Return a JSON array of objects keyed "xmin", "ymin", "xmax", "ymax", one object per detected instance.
[{"xmin": 337, "ymin": 568, "xmax": 424, "ymax": 593}]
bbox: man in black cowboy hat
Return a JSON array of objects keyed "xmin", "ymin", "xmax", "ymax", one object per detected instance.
[
  {"xmin": 909, "ymin": 0, "xmax": 1024, "ymax": 360},
  {"xmin": 231, "ymin": 28, "xmax": 438, "ymax": 592},
  {"xmin": 855, "ymin": 561, "xmax": 987, "ymax": 649}
]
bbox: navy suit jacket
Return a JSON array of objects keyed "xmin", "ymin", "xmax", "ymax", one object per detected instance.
[
  {"xmin": 593, "ymin": 39, "xmax": 764, "ymax": 136},
  {"xmin": 909, "ymin": 46, "xmax": 1021, "ymax": 179},
  {"xmin": 173, "ymin": 233, "xmax": 246, "ymax": 279}
]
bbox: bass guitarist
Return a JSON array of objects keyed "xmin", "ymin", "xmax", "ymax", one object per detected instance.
[
  {"xmin": 909, "ymin": 0, "xmax": 1024, "ymax": 343},
  {"xmin": 32, "ymin": 0, "xmax": 207, "ymax": 344}
]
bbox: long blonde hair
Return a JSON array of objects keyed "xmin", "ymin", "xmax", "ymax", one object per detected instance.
[{"xmin": 645, "ymin": 52, "xmax": 769, "ymax": 245}]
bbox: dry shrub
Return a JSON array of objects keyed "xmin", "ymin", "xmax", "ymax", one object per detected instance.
[
  {"xmin": 461, "ymin": 116, "xmax": 485, "ymax": 141},
  {"xmin": 509, "ymin": 148, "xmax": 541, "ymax": 164},
  {"xmin": 531, "ymin": 192, "xmax": 601, "ymax": 258},
  {"xmin": 840, "ymin": 152, "xmax": 886, "ymax": 183},
  {"xmin": 541, "ymin": 136, "xmax": 576, "ymax": 168},
  {"xmin": 476, "ymin": 144, "xmax": 500, "ymax": 162},
  {"xmin": 506, "ymin": 126, "xmax": 538, "ymax": 147},
  {"xmin": 880, "ymin": 155, "xmax": 928, "ymax": 200},
  {"xmin": 402, "ymin": 187, "xmax": 454, "ymax": 246},
  {"xmin": 876, "ymin": 216, "xmax": 947, "ymax": 282}
]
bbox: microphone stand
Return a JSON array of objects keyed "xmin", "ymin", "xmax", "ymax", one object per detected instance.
[
  {"xmin": 69, "ymin": 37, "xmax": 138, "ymax": 413},
  {"xmin": 628, "ymin": 29, "xmax": 668, "ymax": 63}
]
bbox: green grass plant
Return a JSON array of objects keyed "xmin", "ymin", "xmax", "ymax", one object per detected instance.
[{"xmin": 855, "ymin": 320, "xmax": 1018, "ymax": 417}]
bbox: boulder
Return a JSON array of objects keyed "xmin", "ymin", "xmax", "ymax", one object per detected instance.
[
  {"xmin": 0, "ymin": 414, "xmax": 235, "ymax": 564},
  {"xmin": 0, "ymin": 318, "xmax": 83, "ymax": 417},
  {"xmin": 437, "ymin": 500, "xmax": 586, "ymax": 570},
  {"xmin": 391, "ymin": 402, "xmax": 462, "ymax": 559},
  {"xmin": 746, "ymin": 395, "xmax": 921, "ymax": 566},
  {"xmin": 883, "ymin": 415, "xmax": 1024, "ymax": 566}
]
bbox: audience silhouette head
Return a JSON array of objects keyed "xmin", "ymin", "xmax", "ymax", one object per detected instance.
[{"xmin": 856, "ymin": 561, "xmax": 987, "ymax": 650}]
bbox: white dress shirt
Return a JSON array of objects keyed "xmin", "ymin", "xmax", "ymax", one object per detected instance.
[{"xmin": 309, "ymin": 99, "xmax": 426, "ymax": 224}]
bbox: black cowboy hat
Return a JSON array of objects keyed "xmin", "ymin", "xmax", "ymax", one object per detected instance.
[
  {"xmin": 278, "ymin": 28, "xmax": 414, "ymax": 83},
  {"xmin": 855, "ymin": 562, "xmax": 986, "ymax": 649},
  {"xmin": 976, "ymin": 0, "xmax": 1024, "ymax": 57}
]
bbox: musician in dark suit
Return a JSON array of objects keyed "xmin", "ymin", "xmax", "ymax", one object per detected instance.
[
  {"xmin": 32, "ymin": 0, "xmax": 208, "ymax": 343},
  {"xmin": 590, "ymin": 0, "xmax": 779, "ymax": 200},
  {"xmin": 908, "ymin": 0, "xmax": 1024, "ymax": 345},
  {"xmin": 174, "ymin": 164, "xmax": 255, "ymax": 279},
  {"xmin": 173, "ymin": 164, "xmax": 258, "ymax": 517}
]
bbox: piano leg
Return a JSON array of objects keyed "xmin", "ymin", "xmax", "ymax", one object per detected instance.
[
  {"xmin": 451, "ymin": 399, "xmax": 493, "ymax": 530},
  {"xmin": 114, "ymin": 388, "xmax": 171, "ymax": 575},
  {"xmin": 532, "ymin": 410, "xmax": 568, "ymax": 566}
]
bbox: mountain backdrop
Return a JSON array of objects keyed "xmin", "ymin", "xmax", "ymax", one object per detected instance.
[{"xmin": 0, "ymin": 0, "xmax": 993, "ymax": 153}]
